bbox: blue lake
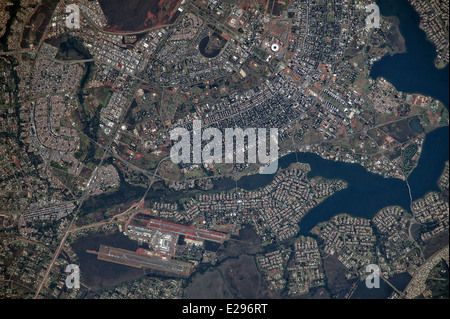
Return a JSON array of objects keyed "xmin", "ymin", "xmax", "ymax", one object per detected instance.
[
  {"xmin": 371, "ymin": 0, "xmax": 449, "ymax": 107},
  {"xmin": 233, "ymin": 126, "xmax": 448, "ymax": 235},
  {"xmin": 233, "ymin": 0, "xmax": 449, "ymax": 235}
]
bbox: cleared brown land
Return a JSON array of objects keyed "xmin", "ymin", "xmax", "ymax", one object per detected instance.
[{"xmin": 99, "ymin": 0, "xmax": 183, "ymax": 32}]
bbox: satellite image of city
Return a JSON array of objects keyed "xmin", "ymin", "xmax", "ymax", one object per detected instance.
[{"xmin": 0, "ymin": 0, "xmax": 449, "ymax": 309}]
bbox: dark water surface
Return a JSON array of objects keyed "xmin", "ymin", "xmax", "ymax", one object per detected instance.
[
  {"xmin": 351, "ymin": 272, "xmax": 412, "ymax": 299},
  {"xmin": 71, "ymin": 232, "xmax": 144, "ymax": 291},
  {"xmin": 371, "ymin": 0, "xmax": 449, "ymax": 107}
]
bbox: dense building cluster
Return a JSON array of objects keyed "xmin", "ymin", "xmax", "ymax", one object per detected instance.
[
  {"xmin": 412, "ymin": 192, "xmax": 449, "ymax": 241},
  {"xmin": 409, "ymin": 0, "xmax": 449, "ymax": 68},
  {"xmin": 0, "ymin": 0, "xmax": 448, "ymax": 300},
  {"xmin": 152, "ymin": 167, "xmax": 347, "ymax": 243},
  {"xmin": 318, "ymin": 214, "xmax": 376, "ymax": 274}
]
